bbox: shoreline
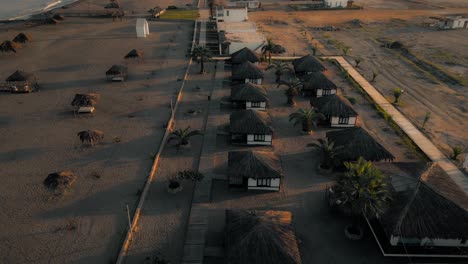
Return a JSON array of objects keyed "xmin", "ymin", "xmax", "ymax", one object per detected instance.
[{"xmin": 0, "ymin": 0, "xmax": 83, "ymax": 23}]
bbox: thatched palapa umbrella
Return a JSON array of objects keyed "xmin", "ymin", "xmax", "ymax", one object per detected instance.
[
  {"xmin": 77, "ymin": 130, "xmax": 104, "ymax": 146},
  {"xmin": 6, "ymin": 70, "xmax": 36, "ymax": 83},
  {"xmin": 43, "ymin": 171, "xmax": 76, "ymax": 195},
  {"xmin": 226, "ymin": 210, "xmax": 302, "ymax": 264},
  {"xmin": 105, "ymin": 64, "xmax": 128, "ymax": 81},
  {"xmin": 326, "ymin": 127, "xmax": 394, "ymax": 162},
  {"xmin": 71, "ymin": 93, "xmax": 100, "ymax": 114},
  {"xmin": 0, "ymin": 40, "xmax": 21, "ymax": 53},
  {"xmin": 124, "ymin": 49, "xmax": 143, "ymax": 60},
  {"xmin": 12, "ymin": 33, "xmax": 32, "ymax": 44}
]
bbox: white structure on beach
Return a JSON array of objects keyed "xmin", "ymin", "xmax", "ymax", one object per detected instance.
[
  {"xmin": 324, "ymin": 0, "xmax": 348, "ymax": 8},
  {"xmin": 437, "ymin": 16, "xmax": 468, "ymax": 29},
  {"xmin": 227, "ymin": 0, "xmax": 261, "ymax": 9},
  {"xmin": 136, "ymin": 18, "xmax": 149, "ymax": 38},
  {"xmin": 215, "ymin": 6, "xmax": 248, "ymax": 22}
]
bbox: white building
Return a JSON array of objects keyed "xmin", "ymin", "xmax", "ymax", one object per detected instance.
[
  {"xmin": 230, "ymin": 109, "xmax": 273, "ymax": 146},
  {"xmin": 228, "ymin": 151, "xmax": 282, "ymax": 191},
  {"xmin": 227, "ymin": 0, "xmax": 261, "ymax": 9},
  {"xmin": 324, "ymin": 0, "xmax": 348, "ymax": 8},
  {"xmin": 136, "ymin": 18, "xmax": 149, "ymax": 38},
  {"xmin": 437, "ymin": 16, "xmax": 468, "ymax": 29},
  {"xmin": 215, "ymin": 6, "xmax": 248, "ymax": 22}
]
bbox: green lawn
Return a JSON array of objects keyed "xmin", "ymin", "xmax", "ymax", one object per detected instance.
[{"xmin": 159, "ymin": 10, "xmax": 199, "ymax": 20}]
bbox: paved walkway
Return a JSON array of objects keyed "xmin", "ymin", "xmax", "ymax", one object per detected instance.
[{"xmin": 325, "ymin": 56, "xmax": 468, "ymax": 194}]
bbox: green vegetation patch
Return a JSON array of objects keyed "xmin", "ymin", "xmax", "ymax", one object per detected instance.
[{"xmin": 159, "ymin": 10, "xmax": 199, "ymax": 20}]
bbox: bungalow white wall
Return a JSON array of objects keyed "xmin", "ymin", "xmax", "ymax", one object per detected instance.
[
  {"xmin": 247, "ymin": 178, "xmax": 281, "ymax": 191},
  {"xmin": 316, "ymin": 88, "xmax": 337, "ymax": 97},
  {"xmin": 245, "ymin": 78, "xmax": 262, "ymax": 85},
  {"xmin": 216, "ymin": 7, "xmax": 248, "ymax": 22},
  {"xmin": 324, "ymin": 0, "xmax": 348, "ymax": 8},
  {"xmin": 390, "ymin": 235, "xmax": 468, "ymax": 247},
  {"xmin": 245, "ymin": 101, "xmax": 266, "ymax": 110},
  {"xmin": 330, "ymin": 116, "xmax": 356, "ymax": 127},
  {"xmin": 437, "ymin": 17, "xmax": 468, "ymax": 29},
  {"xmin": 228, "ymin": 1, "xmax": 261, "ymax": 9},
  {"xmin": 247, "ymin": 134, "xmax": 272, "ymax": 145}
]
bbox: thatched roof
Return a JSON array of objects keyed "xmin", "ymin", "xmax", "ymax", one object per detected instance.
[
  {"xmin": 302, "ymin": 72, "xmax": 337, "ymax": 91},
  {"xmin": 228, "ymin": 151, "xmax": 282, "ymax": 179},
  {"xmin": 6, "ymin": 70, "xmax": 35, "ymax": 82},
  {"xmin": 292, "ymin": 55, "xmax": 325, "ymax": 73},
  {"xmin": 105, "ymin": 2, "xmax": 120, "ymax": 9},
  {"xmin": 0, "ymin": 40, "xmax": 20, "ymax": 53},
  {"xmin": 124, "ymin": 49, "xmax": 143, "ymax": 59},
  {"xmin": 52, "ymin": 14, "xmax": 65, "ymax": 20},
  {"xmin": 230, "ymin": 110, "xmax": 272, "ymax": 134},
  {"xmin": 71, "ymin": 93, "xmax": 100, "ymax": 107},
  {"xmin": 77, "ymin": 130, "xmax": 104, "ymax": 145},
  {"xmin": 310, "ymin": 94, "xmax": 357, "ymax": 117},
  {"xmin": 231, "ymin": 83, "xmax": 268, "ymax": 102},
  {"xmin": 226, "ymin": 210, "xmax": 302, "ymax": 264},
  {"xmin": 106, "ymin": 64, "xmax": 128, "ymax": 75},
  {"xmin": 375, "ymin": 162, "xmax": 468, "ymax": 240},
  {"xmin": 43, "ymin": 171, "xmax": 76, "ymax": 195},
  {"xmin": 326, "ymin": 127, "xmax": 395, "ymax": 161},
  {"xmin": 232, "ymin": 61, "xmax": 264, "ymax": 80},
  {"xmin": 230, "ymin": 47, "xmax": 260, "ymax": 64},
  {"xmin": 12, "ymin": 33, "xmax": 32, "ymax": 43}
]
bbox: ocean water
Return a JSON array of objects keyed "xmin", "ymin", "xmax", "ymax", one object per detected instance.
[{"xmin": 0, "ymin": 0, "xmax": 78, "ymax": 21}]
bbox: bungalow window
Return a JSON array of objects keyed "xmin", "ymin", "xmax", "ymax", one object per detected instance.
[
  {"xmin": 323, "ymin": 89, "xmax": 332, "ymax": 95},
  {"xmin": 226, "ymin": 10, "xmax": 230, "ymax": 16},
  {"xmin": 257, "ymin": 178, "xmax": 271, "ymax": 187},
  {"xmin": 253, "ymin": 134, "xmax": 265, "ymax": 141},
  {"xmin": 338, "ymin": 117, "xmax": 349, "ymax": 124},
  {"xmin": 251, "ymin": 102, "xmax": 261, "ymax": 108}
]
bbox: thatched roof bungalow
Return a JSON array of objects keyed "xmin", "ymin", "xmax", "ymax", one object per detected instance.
[
  {"xmin": 0, "ymin": 40, "xmax": 20, "ymax": 53},
  {"xmin": 228, "ymin": 150, "xmax": 282, "ymax": 190},
  {"xmin": 326, "ymin": 127, "xmax": 394, "ymax": 162},
  {"xmin": 311, "ymin": 94, "xmax": 357, "ymax": 127},
  {"xmin": 367, "ymin": 162, "xmax": 468, "ymax": 257},
  {"xmin": 71, "ymin": 93, "xmax": 100, "ymax": 114},
  {"xmin": 225, "ymin": 210, "xmax": 302, "ymax": 264},
  {"xmin": 230, "ymin": 109, "xmax": 273, "ymax": 145},
  {"xmin": 292, "ymin": 54, "xmax": 325, "ymax": 75},
  {"xmin": 5, "ymin": 70, "xmax": 36, "ymax": 93},
  {"xmin": 105, "ymin": 64, "xmax": 128, "ymax": 81},
  {"xmin": 232, "ymin": 61, "xmax": 264, "ymax": 84},
  {"xmin": 12, "ymin": 33, "xmax": 32, "ymax": 43},
  {"xmin": 230, "ymin": 47, "xmax": 260, "ymax": 65},
  {"xmin": 124, "ymin": 49, "xmax": 143, "ymax": 60},
  {"xmin": 301, "ymin": 72, "xmax": 337, "ymax": 97},
  {"xmin": 231, "ymin": 82, "xmax": 268, "ymax": 110}
]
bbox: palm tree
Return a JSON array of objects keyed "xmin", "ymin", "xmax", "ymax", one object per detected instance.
[
  {"xmin": 266, "ymin": 61, "xmax": 291, "ymax": 83},
  {"xmin": 191, "ymin": 45, "xmax": 212, "ymax": 74},
  {"xmin": 277, "ymin": 77, "xmax": 301, "ymax": 106},
  {"xmin": 307, "ymin": 138, "xmax": 344, "ymax": 170},
  {"xmin": 370, "ymin": 70, "xmax": 379, "ymax": 83},
  {"xmin": 329, "ymin": 157, "xmax": 391, "ymax": 239},
  {"xmin": 261, "ymin": 38, "xmax": 275, "ymax": 63},
  {"xmin": 168, "ymin": 126, "xmax": 203, "ymax": 152},
  {"xmin": 289, "ymin": 108, "xmax": 325, "ymax": 133},
  {"xmin": 354, "ymin": 57, "xmax": 362, "ymax": 67}
]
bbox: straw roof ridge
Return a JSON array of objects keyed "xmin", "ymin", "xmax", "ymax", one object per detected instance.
[
  {"xmin": 228, "ymin": 150, "xmax": 282, "ymax": 179},
  {"xmin": 292, "ymin": 54, "xmax": 325, "ymax": 73},
  {"xmin": 71, "ymin": 93, "xmax": 100, "ymax": 107},
  {"xmin": 125, "ymin": 49, "xmax": 143, "ymax": 59},
  {"xmin": 326, "ymin": 127, "xmax": 395, "ymax": 161},
  {"xmin": 226, "ymin": 210, "xmax": 302, "ymax": 264},
  {"xmin": 106, "ymin": 64, "xmax": 128, "ymax": 75},
  {"xmin": 12, "ymin": 33, "xmax": 32, "ymax": 43},
  {"xmin": 311, "ymin": 94, "xmax": 357, "ymax": 117},
  {"xmin": 230, "ymin": 109, "xmax": 273, "ymax": 134},
  {"xmin": 302, "ymin": 72, "xmax": 337, "ymax": 91},
  {"xmin": 231, "ymin": 82, "xmax": 268, "ymax": 102},
  {"xmin": 6, "ymin": 70, "xmax": 35, "ymax": 82},
  {"xmin": 232, "ymin": 61, "xmax": 264, "ymax": 80},
  {"xmin": 230, "ymin": 47, "xmax": 260, "ymax": 64},
  {"xmin": 0, "ymin": 40, "xmax": 21, "ymax": 53}
]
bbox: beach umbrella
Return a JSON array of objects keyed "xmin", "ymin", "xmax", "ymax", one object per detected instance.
[
  {"xmin": 12, "ymin": 33, "xmax": 32, "ymax": 43},
  {"xmin": 77, "ymin": 130, "xmax": 104, "ymax": 145},
  {"xmin": 0, "ymin": 40, "xmax": 20, "ymax": 53},
  {"xmin": 43, "ymin": 171, "xmax": 76, "ymax": 195}
]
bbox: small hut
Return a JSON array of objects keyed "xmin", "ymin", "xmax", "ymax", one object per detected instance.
[
  {"xmin": 71, "ymin": 93, "xmax": 100, "ymax": 114},
  {"xmin": 124, "ymin": 49, "xmax": 143, "ymax": 61},
  {"xmin": 231, "ymin": 82, "xmax": 268, "ymax": 110},
  {"xmin": 292, "ymin": 54, "xmax": 325, "ymax": 75},
  {"xmin": 12, "ymin": 33, "xmax": 32, "ymax": 44},
  {"xmin": 326, "ymin": 127, "xmax": 394, "ymax": 162},
  {"xmin": 230, "ymin": 47, "xmax": 260, "ymax": 65},
  {"xmin": 77, "ymin": 130, "xmax": 105, "ymax": 146},
  {"xmin": 301, "ymin": 72, "xmax": 337, "ymax": 97},
  {"xmin": 5, "ymin": 70, "xmax": 37, "ymax": 93},
  {"xmin": 230, "ymin": 109, "xmax": 273, "ymax": 145},
  {"xmin": 310, "ymin": 94, "xmax": 357, "ymax": 127},
  {"xmin": 232, "ymin": 61, "xmax": 264, "ymax": 84},
  {"xmin": 105, "ymin": 64, "xmax": 128, "ymax": 81},
  {"xmin": 369, "ymin": 162, "xmax": 468, "ymax": 253},
  {"xmin": 228, "ymin": 150, "xmax": 282, "ymax": 190},
  {"xmin": 225, "ymin": 210, "xmax": 302, "ymax": 264},
  {"xmin": 0, "ymin": 40, "xmax": 20, "ymax": 53},
  {"xmin": 43, "ymin": 171, "xmax": 76, "ymax": 195}
]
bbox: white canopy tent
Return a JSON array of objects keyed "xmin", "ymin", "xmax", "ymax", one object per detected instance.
[{"xmin": 136, "ymin": 18, "xmax": 149, "ymax": 38}]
